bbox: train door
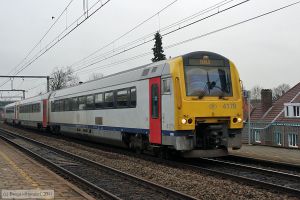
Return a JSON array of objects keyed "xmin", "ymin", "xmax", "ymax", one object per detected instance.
[
  {"xmin": 42, "ymin": 99, "xmax": 48, "ymax": 128},
  {"xmin": 149, "ymin": 77, "xmax": 162, "ymax": 144}
]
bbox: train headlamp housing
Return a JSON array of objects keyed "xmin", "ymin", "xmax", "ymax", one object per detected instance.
[
  {"xmin": 237, "ymin": 117, "xmax": 242, "ymax": 123},
  {"xmin": 181, "ymin": 118, "xmax": 187, "ymax": 124}
]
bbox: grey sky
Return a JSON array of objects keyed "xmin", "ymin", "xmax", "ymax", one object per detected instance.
[{"xmin": 0, "ymin": 0, "xmax": 299, "ymax": 99}]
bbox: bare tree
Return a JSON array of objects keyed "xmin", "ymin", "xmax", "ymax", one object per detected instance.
[
  {"xmin": 251, "ymin": 85, "xmax": 262, "ymax": 100},
  {"xmin": 88, "ymin": 73, "xmax": 103, "ymax": 81},
  {"xmin": 272, "ymin": 83, "xmax": 290, "ymax": 101},
  {"xmin": 50, "ymin": 67, "xmax": 79, "ymax": 91}
]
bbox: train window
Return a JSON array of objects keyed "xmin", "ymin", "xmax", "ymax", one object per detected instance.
[
  {"xmin": 34, "ymin": 104, "xmax": 37, "ymax": 112},
  {"xmin": 142, "ymin": 68, "xmax": 150, "ymax": 76},
  {"xmin": 151, "ymin": 84, "xmax": 159, "ymax": 119},
  {"xmin": 59, "ymin": 100, "xmax": 64, "ymax": 112},
  {"xmin": 37, "ymin": 103, "xmax": 41, "ymax": 112},
  {"xmin": 86, "ymin": 95, "xmax": 95, "ymax": 110},
  {"xmin": 162, "ymin": 79, "xmax": 171, "ymax": 93},
  {"xmin": 95, "ymin": 93, "xmax": 103, "ymax": 109},
  {"xmin": 116, "ymin": 89, "xmax": 128, "ymax": 107},
  {"xmin": 130, "ymin": 87, "xmax": 136, "ymax": 107},
  {"xmin": 51, "ymin": 101, "xmax": 55, "ymax": 112},
  {"xmin": 78, "ymin": 96, "xmax": 86, "ymax": 110},
  {"xmin": 151, "ymin": 67, "xmax": 157, "ymax": 73},
  {"xmin": 64, "ymin": 99, "xmax": 71, "ymax": 111},
  {"xmin": 54, "ymin": 101, "xmax": 59, "ymax": 112},
  {"xmin": 104, "ymin": 91, "xmax": 114, "ymax": 108},
  {"xmin": 71, "ymin": 97, "xmax": 79, "ymax": 111}
]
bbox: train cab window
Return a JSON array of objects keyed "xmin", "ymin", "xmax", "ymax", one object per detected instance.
[
  {"xmin": 116, "ymin": 89, "xmax": 128, "ymax": 107},
  {"xmin": 151, "ymin": 84, "xmax": 159, "ymax": 118},
  {"xmin": 95, "ymin": 93, "xmax": 103, "ymax": 109},
  {"xmin": 162, "ymin": 78, "xmax": 171, "ymax": 93},
  {"xmin": 71, "ymin": 97, "xmax": 79, "ymax": 111},
  {"xmin": 78, "ymin": 96, "xmax": 86, "ymax": 110},
  {"xmin": 104, "ymin": 91, "xmax": 114, "ymax": 108},
  {"xmin": 130, "ymin": 87, "xmax": 136, "ymax": 107},
  {"xmin": 86, "ymin": 95, "xmax": 95, "ymax": 110}
]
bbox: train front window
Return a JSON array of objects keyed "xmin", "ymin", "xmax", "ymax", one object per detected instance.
[{"xmin": 184, "ymin": 65, "xmax": 232, "ymax": 97}]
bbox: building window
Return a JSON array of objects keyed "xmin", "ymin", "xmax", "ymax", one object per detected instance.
[
  {"xmin": 284, "ymin": 103, "xmax": 300, "ymax": 118},
  {"xmin": 288, "ymin": 133, "xmax": 298, "ymax": 148},
  {"xmin": 254, "ymin": 130, "xmax": 261, "ymax": 143},
  {"xmin": 293, "ymin": 106, "xmax": 300, "ymax": 117},
  {"xmin": 274, "ymin": 132, "xmax": 281, "ymax": 146}
]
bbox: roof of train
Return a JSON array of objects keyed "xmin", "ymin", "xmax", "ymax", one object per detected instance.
[{"xmin": 50, "ymin": 58, "xmax": 173, "ymax": 99}]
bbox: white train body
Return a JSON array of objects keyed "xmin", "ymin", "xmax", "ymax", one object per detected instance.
[{"xmin": 4, "ymin": 52, "xmax": 244, "ymax": 157}]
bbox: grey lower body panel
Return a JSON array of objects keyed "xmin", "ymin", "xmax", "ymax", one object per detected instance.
[
  {"xmin": 60, "ymin": 125, "xmax": 127, "ymax": 147},
  {"xmin": 228, "ymin": 133, "xmax": 242, "ymax": 149},
  {"xmin": 162, "ymin": 135, "xmax": 194, "ymax": 151}
]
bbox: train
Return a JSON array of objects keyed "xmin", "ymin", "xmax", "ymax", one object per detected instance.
[{"xmin": 4, "ymin": 51, "xmax": 243, "ymax": 157}]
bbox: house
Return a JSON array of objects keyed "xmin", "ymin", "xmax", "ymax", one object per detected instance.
[{"xmin": 243, "ymin": 82, "xmax": 300, "ymax": 149}]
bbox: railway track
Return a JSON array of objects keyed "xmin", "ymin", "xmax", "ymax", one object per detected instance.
[
  {"xmin": 220, "ymin": 155, "xmax": 300, "ymax": 175},
  {"xmin": 1, "ymin": 125, "xmax": 300, "ymax": 198},
  {"xmin": 0, "ymin": 129, "xmax": 197, "ymax": 200},
  {"xmin": 183, "ymin": 157, "xmax": 300, "ymax": 196}
]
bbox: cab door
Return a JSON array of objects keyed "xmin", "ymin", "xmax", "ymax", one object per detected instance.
[{"xmin": 149, "ymin": 77, "xmax": 162, "ymax": 144}]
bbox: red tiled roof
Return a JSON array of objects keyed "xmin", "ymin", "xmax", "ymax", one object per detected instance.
[{"xmin": 250, "ymin": 82, "xmax": 300, "ymax": 123}]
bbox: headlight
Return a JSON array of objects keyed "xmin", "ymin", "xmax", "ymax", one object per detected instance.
[
  {"xmin": 181, "ymin": 118, "xmax": 187, "ymax": 124},
  {"xmin": 237, "ymin": 117, "xmax": 242, "ymax": 123}
]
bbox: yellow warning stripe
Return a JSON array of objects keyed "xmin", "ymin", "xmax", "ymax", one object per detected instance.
[{"xmin": 0, "ymin": 148, "xmax": 39, "ymax": 188}]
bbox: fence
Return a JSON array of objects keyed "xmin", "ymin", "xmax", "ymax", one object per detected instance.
[{"xmin": 242, "ymin": 122, "xmax": 300, "ymax": 149}]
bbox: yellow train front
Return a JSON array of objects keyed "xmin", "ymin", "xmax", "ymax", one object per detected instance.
[{"xmin": 167, "ymin": 51, "xmax": 243, "ymax": 157}]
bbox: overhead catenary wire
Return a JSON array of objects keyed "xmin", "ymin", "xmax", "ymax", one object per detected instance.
[
  {"xmin": 71, "ymin": 0, "xmax": 236, "ymax": 71},
  {"xmin": 0, "ymin": 0, "xmax": 112, "ymax": 89},
  {"xmin": 73, "ymin": 0, "xmax": 250, "ymax": 73},
  {"xmin": 70, "ymin": 0, "xmax": 179, "ymax": 69},
  {"xmin": 76, "ymin": 0, "xmax": 300, "ymax": 76},
  {"xmin": 5, "ymin": 0, "xmax": 75, "ymax": 79},
  {"xmin": 13, "ymin": 0, "xmax": 111, "ymax": 76}
]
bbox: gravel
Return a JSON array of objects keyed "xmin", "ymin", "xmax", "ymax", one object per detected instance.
[{"xmin": 1, "ymin": 124, "xmax": 299, "ymax": 200}]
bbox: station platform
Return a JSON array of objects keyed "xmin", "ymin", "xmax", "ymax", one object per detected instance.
[
  {"xmin": 229, "ymin": 144, "xmax": 300, "ymax": 166},
  {"xmin": 0, "ymin": 139, "xmax": 94, "ymax": 200}
]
